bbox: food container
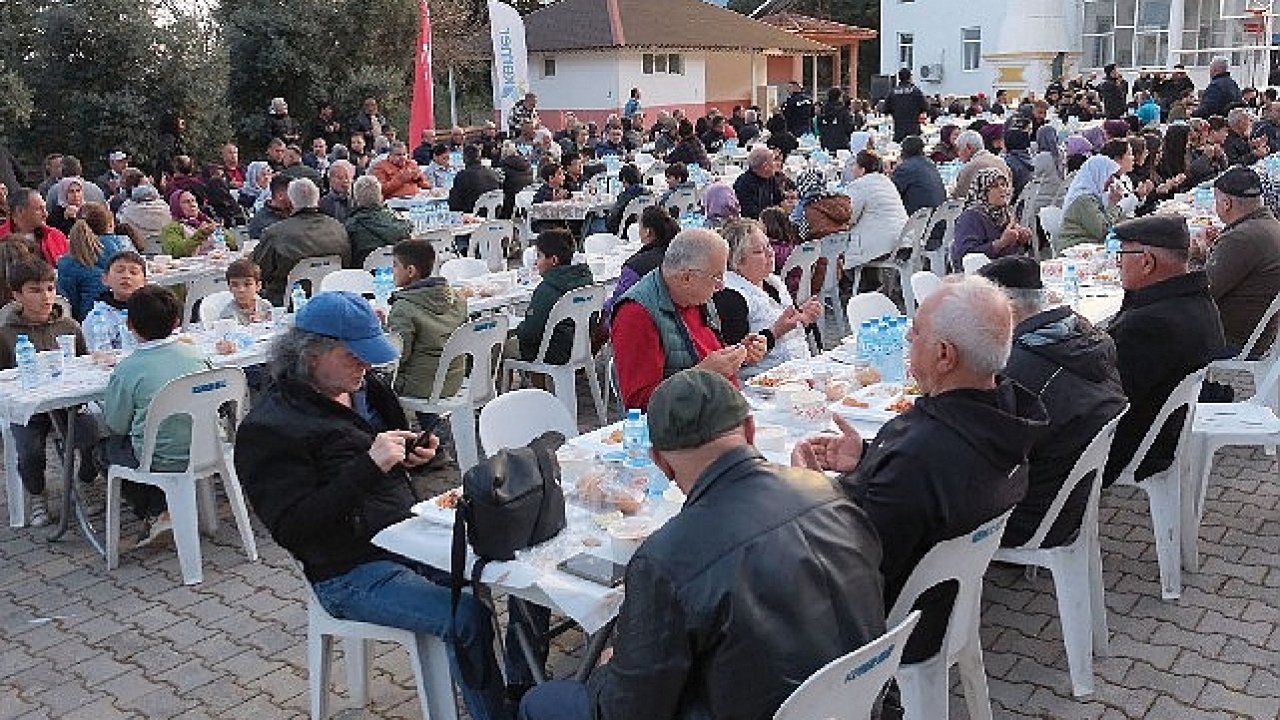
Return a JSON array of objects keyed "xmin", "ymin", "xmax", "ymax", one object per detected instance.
[
  {"xmin": 608, "ymin": 516, "xmax": 661, "ymax": 560},
  {"xmin": 755, "ymin": 424, "xmax": 787, "ymax": 453}
]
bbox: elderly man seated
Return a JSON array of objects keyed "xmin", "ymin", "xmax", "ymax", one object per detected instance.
[
  {"xmin": 950, "ymin": 129, "xmax": 1012, "ymax": 200},
  {"xmin": 252, "ymin": 178, "xmax": 351, "ymax": 304},
  {"xmin": 732, "ymin": 146, "xmax": 784, "ymax": 219},
  {"xmin": 1203, "ymin": 167, "xmax": 1280, "ymax": 357},
  {"xmin": 793, "ymin": 274, "xmax": 1048, "ymax": 666},
  {"xmin": 1103, "ymin": 214, "xmax": 1228, "ymax": 485},
  {"xmin": 519, "ymin": 368, "xmax": 886, "ymax": 720},
  {"xmin": 611, "ymin": 229, "xmax": 765, "ymax": 409},
  {"xmin": 977, "ymin": 257, "xmax": 1128, "ymax": 548},
  {"xmin": 373, "ymin": 141, "xmax": 432, "ymax": 199}
]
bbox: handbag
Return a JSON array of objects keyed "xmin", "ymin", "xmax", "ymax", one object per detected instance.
[{"xmin": 449, "ymin": 431, "xmax": 567, "ymax": 684}]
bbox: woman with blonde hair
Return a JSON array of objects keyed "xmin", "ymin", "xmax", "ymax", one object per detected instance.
[{"xmin": 57, "ymin": 202, "xmax": 130, "ymax": 319}]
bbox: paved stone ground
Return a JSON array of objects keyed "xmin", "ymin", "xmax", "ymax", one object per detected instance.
[{"xmin": 2, "ymin": 380, "xmax": 1279, "ymax": 719}]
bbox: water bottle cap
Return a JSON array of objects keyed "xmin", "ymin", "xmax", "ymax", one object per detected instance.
[
  {"xmin": 16, "ymin": 334, "xmax": 28, "ymax": 342},
  {"xmin": 626, "ymin": 408, "xmax": 642, "ymax": 420}
]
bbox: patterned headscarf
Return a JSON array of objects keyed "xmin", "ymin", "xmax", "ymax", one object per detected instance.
[
  {"xmin": 795, "ymin": 169, "xmax": 826, "ymax": 200},
  {"xmin": 964, "ymin": 167, "xmax": 1012, "ymax": 229}
]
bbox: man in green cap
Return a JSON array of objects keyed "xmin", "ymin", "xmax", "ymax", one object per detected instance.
[{"xmin": 519, "ymin": 368, "xmax": 885, "ymax": 720}]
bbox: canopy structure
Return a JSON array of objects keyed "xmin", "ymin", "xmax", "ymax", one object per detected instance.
[{"xmin": 758, "ymin": 11, "xmax": 877, "ymax": 99}]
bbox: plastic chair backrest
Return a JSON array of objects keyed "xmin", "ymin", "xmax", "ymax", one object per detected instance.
[
  {"xmin": 924, "ymin": 198, "xmax": 966, "ymax": 271},
  {"xmin": 626, "ymin": 223, "xmax": 642, "ymax": 243},
  {"xmin": 661, "ymin": 188, "xmax": 701, "ymax": 218},
  {"xmin": 620, "ymin": 194, "xmax": 656, "ymax": 237},
  {"xmin": 439, "ymin": 257, "xmax": 490, "ymax": 283},
  {"xmin": 887, "ymin": 510, "xmax": 1012, "ymax": 662},
  {"xmin": 182, "ymin": 274, "xmax": 230, "ymax": 330},
  {"xmin": 846, "ymin": 291, "xmax": 899, "ymax": 329},
  {"xmin": 473, "ymin": 189, "xmax": 505, "ymax": 219},
  {"xmin": 198, "ymin": 291, "xmax": 235, "ymax": 330},
  {"xmin": 363, "ymin": 245, "xmax": 395, "ymax": 272},
  {"xmin": 468, "ymin": 220, "xmax": 515, "ymax": 272},
  {"xmin": 773, "ymin": 611, "xmax": 923, "ymax": 720},
  {"xmin": 478, "ymin": 388, "xmax": 578, "ymax": 454},
  {"xmin": 1231, "ymin": 291, "xmax": 1280, "ymax": 363},
  {"xmin": 583, "ymin": 233, "xmax": 621, "ymax": 255},
  {"xmin": 1038, "ymin": 205, "xmax": 1065, "ymax": 239},
  {"xmin": 134, "ymin": 367, "xmax": 248, "ymax": 474},
  {"xmin": 779, "ymin": 240, "xmax": 824, "ymax": 304},
  {"xmin": 899, "ymin": 207, "xmax": 934, "ymax": 253},
  {"xmin": 1116, "ymin": 369, "xmax": 1205, "ymax": 482},
  {"xmin": 910, "ymin": 271, "xmax": 943, "ymax": 305},
  {"xmin": 285, "ymin": 255, "xmax": 342, "ymax": 301},
  {"xmin": 1012, "ymin": 408, "xmax": 1126, "ymax": 550},
  {"xmin": 1250, "ymin": 350, "xmax": 1280, "ymax": 406},
  {"xmin": 428, "ymin": 314, "xmax": 510, "ymax": 404},
  {"xmin": 530, "ymin": 284, "xmax": 605, "ymax": 365},
  {"xmin": 320, "ymin": 269, "xmax": 376, "ymax": 295},
  {"xmin": 962, "ymin": 253, "xmax": 991, "ymax": 274}
]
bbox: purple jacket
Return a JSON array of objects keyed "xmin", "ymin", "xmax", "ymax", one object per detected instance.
[{"xmin": 951, "ymin": 208, "xmax": 1027, "ymax": 268}]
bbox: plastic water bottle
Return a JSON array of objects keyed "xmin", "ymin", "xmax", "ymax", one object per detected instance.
[
  {"xmin": 875, "ymin": 318, "xmax": 895, "ymax": 381},
  {"xmin": 117, "ymin": 310, "xmax": 137, "ymax": 352},
  {"xmin": 1194, "ymin": 183, "xmax": 1214, "ymax": 210},
  {"xmin": 211, "ymin": 227, "xmax": 227, "ymax": 251},
  {"xmin": 84, "ymin": 301, "xmax": 114, "ymax": 353},
  {"xmin": 1105, "ymin": 230, "xmax": 1120, "ymax": 264},
  {"xmin": 1063, "ymin": 261, "xmax": 1080, "ymax": 307},
  {"xmin": 884, "ymin": 317, "xmax": 907, "ymax": 383},
  {"xmin": 623, "ymin": 409, "xmax": 647, "ymax": 462},
  {"xmin": 373, "ymin": 267, "xmax": 394, "ymax": 307},
  {"xmin": 855, "ymin": 320, "xmax": 876, "ymax": 365},
  {"xmin": 291, "ymin": 282, "xmax": 308, "ymax": 313},
  {"xmin": 14, "ymin": 334, "xmax": 38, "ymax": 390}
]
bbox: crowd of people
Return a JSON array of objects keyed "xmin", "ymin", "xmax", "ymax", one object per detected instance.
[{"xmin": 2, "ymin": 53, "xmax": 1279, "ymax": 720}]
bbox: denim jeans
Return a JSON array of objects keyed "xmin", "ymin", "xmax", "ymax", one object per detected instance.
[
  {"xmin": 312, "ymin": 559, "xmax": 512, "ymax": 720},
  {"xmin": 518, "ymin": 679, "xmax": 590, "ymax": 720},
  {"xmin": 10, "ymin": 411, "xmax": 99, "ymax": 495}
]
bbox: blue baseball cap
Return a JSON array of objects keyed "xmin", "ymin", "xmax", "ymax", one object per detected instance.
[{"xmin": 295, "ymin": 291, "xmax": 399, "ymax": 365}]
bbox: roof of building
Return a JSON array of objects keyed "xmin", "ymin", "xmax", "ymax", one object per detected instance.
[
  {"xmin": 758, "ymin": 11, "xmax": 877, "ymax": 42},
  {"xmin": 515, "ymin": 0, "xmax": 834, "ymax": 54}
]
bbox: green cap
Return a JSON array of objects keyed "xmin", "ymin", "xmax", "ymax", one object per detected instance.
[{"xmin": 647, "ymin": 369, "xmax": 750, "ymax": 451}]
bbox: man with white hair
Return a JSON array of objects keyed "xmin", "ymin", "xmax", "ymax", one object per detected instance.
[
  {"xmin": 950, "ymin": 128, "xmax": 1011, "ymax": 199},
  {"xmin": 1195, "ymin": 55, "xmax": 1242, "ymax": 119},
  {"xmin": 1224, "ymin": 107, "xmax": 1255, "ymax": 166},
  {"xmin": 253, "ymin": 178, "xmax": 351, "ymax": 304},
  {"xmin": 793, "ymin": 274, "xmax": 1048, "ymax": 664},
  {"xmin": 612, "ymin": 228, "xmax": 766, "ymax": 409},
  {"xmin": 319, "ymin": 160, "xmax": 355, "ymax": 222},
  {"xmin": 732, "ymin": 146, "xmax": 784, "ymax": 219}
]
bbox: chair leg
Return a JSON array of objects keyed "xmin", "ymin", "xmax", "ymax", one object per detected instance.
[
  {"xmin": 196, "ymin": 476, "xmax": 219, "ymax": 537},
  {"xmin": 585, "ymin": 364, "xmax": 606, "ymax": 427},
  {"xmin": 1047, "ymin": 548, "xmax": 1097, "ymax": 697},
  {"xmin": 897, "ymin": 657, "xmax": 949, "ymax": 720},
  {"xmin": 220, "ymin": 465, "xmax": 260, "ymax": 562},
  {"xmin": 345, "ymin": 638, "xmax": 372, "ymax": 708},
  {"xmin": 449, "ymin": 410, "xmax": 480, "ymax": 474},
  {"xmin": 1088, "ymin": 526, "xmax": 1110, "ymax": 657},
  {"xmin": 956, "ymin": 636, "xmax": 994, "ymax": 720},
  {"xmin": 163, "ymin": 482, "xmax": 205, "ymax": 585},
  {"xmin": 409, "ymin": 633, "xmax": 459, "ymax": 720},
  {"xmin": 1142, "ymin": 470, "xmax": 1183, "ymax": 600},
  {"xmin": 4, "ymin": 424, "xmax": 26, "ymax": 528},
  {"xmin": 105, "ymin": 475, "xmax": 123, "ymax": 571},
  {"xmin": 1182, "ymin": 435, "xmax": 1214, "ymax": 573},
  {"xmin": 551, "ymin": 370, "xmax": 579, "ymax": 425},
  {"xmin": 309, "ymin": 630, "xmax": 334, "ymax": 720}
]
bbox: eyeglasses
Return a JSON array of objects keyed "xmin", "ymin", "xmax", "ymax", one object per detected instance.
[{"xmin": 687, "ymin": 268, "xmax": 726, "ymax": 286}]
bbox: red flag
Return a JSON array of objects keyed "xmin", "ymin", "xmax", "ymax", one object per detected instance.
[{"xmin": 409, "ymin": 0, "xmax": 435, "ymax": 144}]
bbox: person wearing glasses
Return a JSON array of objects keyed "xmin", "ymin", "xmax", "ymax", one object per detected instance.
[
  {"xmin": 611, "ymin": 228, "xmax": 765, "ymax": 410},
  {"xmin": 1102, "ymin": 214, "xmax": 1228, "ymax": 486}
]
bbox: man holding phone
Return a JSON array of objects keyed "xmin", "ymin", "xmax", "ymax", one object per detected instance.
[
  {"xmin": 235, "ymin": 292, "xmax": 516, "ymax": 720},
  {"xmin": 519, "ymin": 369, "xmax": 886, "ymax": 720}
]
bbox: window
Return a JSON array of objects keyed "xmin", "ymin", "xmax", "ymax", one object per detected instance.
[
  {"xmin": 668, "ymin": 53, "xmax": 683, "ymax": 75},
  {"xmin": 961, "ymin": 27, "xmax": 981, "ymax": 71},
  {"xmin": 654, "ymin": 53, "xmax": 667, "ymax": 73},
  {"xmin": 543, "ymin": 56, "xmax": 556, "ymax": 78},
  {"xmin": 898, "ymin": 33, "xmax": 914, "ymax": 71},
  {"xmin": 642, "ymin": 53, "xmax": 683, "ymax": 75},
  {"xmin": 643, "ymin": 54, "xmax": 653, "ymax": 74},
  {"xmin": 1083, "ymin": 0, "xmax": 1176, "ymax": 69}
]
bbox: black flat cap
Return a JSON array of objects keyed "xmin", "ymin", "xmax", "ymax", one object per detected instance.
[
  {"xmin": 1213, "ymin": 166, "xmax": 1263, "ymax": 198},
  {"xmin": 977, "ymin": 256, "xmax": 1043, "ymax": 290},
  {"xmin": 1112, "ymin": 214, "xmax": 1190, "ymax": 250}
]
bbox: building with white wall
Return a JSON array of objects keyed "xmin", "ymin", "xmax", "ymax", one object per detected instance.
[{"xmin": 880, "ymin": 0, "xmax": 1277, "ymax": 98}]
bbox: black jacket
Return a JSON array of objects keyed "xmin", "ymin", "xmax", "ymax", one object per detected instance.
[
  {"xmin": 1002, "ymin": 307, "xmax": 1127, "ymax": 548},
  {"xmin": 1194, "ymin": 72, "xmax": 1243, "ymax": 118},
  {"xmin": 732, "ymin": 170, "xmax": 783, "ymax": 220},
  {"xmin": 817, "ymin": 100, "xmax": 854, "ymax": 152},
  {"xmin": 891, "ymin": 156, "xmax": 947, "ymax": 215},
  {"xmin": 587, "ymin": 446, "xmax": 885, "ymax": 720},
  {"xmin": 665, "ymin": 138, "xmax": 710, "ymax": 170},
  {"xmin": 1224, "ymin": 130, "xmax": 1254, "ymax": 167},
  {"xmin": 839, "ymin": 379, "xmax": 1048, "ymax": 662},
  {"xmin": 235, "ymin": 376, "xmax": 415, "ymax": 583},
  {"xmin": 884, "ymin": 82, "xmax": 927, "ymax": 141},
  {"xmin": 449, "ymin": 163, "xmax": 502, "ymax": 214},
  {"xmin": 498, "ymin": 154, "xmax": 533, "ymax": 219},
  {"xmin": 1097, "ymin": 77, "xmax": 1129, "ymax": 119},
  {"xmin": 1104, "ymin": 272, "xmax": 1227, "ymax": 484},
  {"xmin": 781, "ymin": 90, "xmax": 816, "ymax": 136}
]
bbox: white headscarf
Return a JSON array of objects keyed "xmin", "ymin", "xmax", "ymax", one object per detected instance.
[{"xmin": 1062, "ymin": 155, "xmax": 1119, "ymax": 210}]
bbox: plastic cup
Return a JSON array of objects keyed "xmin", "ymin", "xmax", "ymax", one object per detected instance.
[{"xmin": 56, "ymin": 334, "xmax": 76, "ymax": 364}]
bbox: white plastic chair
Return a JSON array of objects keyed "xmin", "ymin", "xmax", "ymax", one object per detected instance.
[
  {"xmin": 182, "ymin": 274, "xmax": 230, "ymax": 330},
  {"xmin": 286, "ymin": 255, "xmax": 343, "ymax": 309},
  {"xmin": 773, "ymin": 611, "xmax": 922, "ymax": 720},
  {"xmin": 3, "ymin": 424, "xmax": 24, "ymax": 527},
  {"xmin": 853, "ymin": 207, "xmax": 932, "ymax": 317},
  {"xmin": 817, "ymin": 232, "xmax": 850, "ymax": 338},
  {"xmin": 626, "ymin": 223, "xmax": 641, "ymax": 243},
  {"xmin": 362, "ymin": 245, "xmax": 395, "ymax": 272},
  {"xmin": 1111, "ymin": 368, "xmax": 1206, "ymax": 601},
  {"xmin": 198, "ymin": 291, "xmax": 236, "ymax": 331},
  {"xmin": 319, "ymin": 269, "xmax": 376, "ymax": 295},
  {"xmin": 921, "ymin": 199, "xmax": 965, "ymax": 273},
  {"xmin": 504, "ymin": 285, "xmax": 607, "ymax": 426},
  {"xmin": 993, "ymin": 409, "xmax": 1127, "ymax": 697},
  {"xmin": 889, "ymin": 511, "xmax": 1012, "ymax": 720},
  {"xmin": 910, "ymin": 270, "xmax": 943, "ymax": 307},
  {"xmin": 472, "ymin": 188, "xmax": 505, "ymax": 219},
  {"xmin": 779, "ymin": 240, "xmax": 824, "ymax": 304},
  {"xmin": 962, "ymin": 253, "xmax": 991, "ymax": 274},
  {"xmin": 467, "ymin": 219, "xmax": 516, "ymax": 272},
  {"xmin": 1186, "ymin": 356, "xmax": 1280, "ymax": 571},
  {"xmin": 105, "ymin": 367, "xmax": 259, "ymax": 586},
  {"xmin": 618, "ymin": 193, "xmax": 655, "ymax": 239},
  {"xmin": 399, "ymin": 315, "xmax": 509, "ymax": 473},
  {"xmin": 583, "ymin": 233, "xmax": 621, "ymax": 255},
  {"xmin": 478, "ymin": 388, "xmax": 578, "ymax": 455},
  {"xmin": 661, "ymin": 188, "xmax": 700, "ymax": 218},
  {"xmin": 306, "ymin": 588, "xmax": 457, "ymax": 720},
  {"xmin": 1039, "ymin": 206, "xmax": 1065, "ymax": 257},
  {"xmin": 846, "ymin": 291, "xmax": 899, "ymax": 331},
  {"xmin": 1209, "ymin": 291, "xmax": 1280, "ymax": 412},
  {"xmin": 439, "ymin": 257, "xmax": 490, "ymax": 284}
]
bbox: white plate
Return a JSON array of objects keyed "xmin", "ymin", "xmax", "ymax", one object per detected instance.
[
  {"xmin": 410, "ymin": 488, "xmax": 462, "ymax": 526},
  {"xmin": 852, "ymin": 382, "xmax": 904, "ymax": 408}
]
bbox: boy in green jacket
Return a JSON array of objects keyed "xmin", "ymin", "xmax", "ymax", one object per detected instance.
[
  {"xmin": 511, "ymin": 228, "xmax": 594, "ymax": 364},
  {"xmin": 387, "ymin": 239, "xmax": 468, "ymax": 402}
]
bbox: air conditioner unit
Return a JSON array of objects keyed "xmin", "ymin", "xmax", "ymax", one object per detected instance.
[{"xmin": 920, "ymin": 63, "xmax": 944, "ymax": 83}]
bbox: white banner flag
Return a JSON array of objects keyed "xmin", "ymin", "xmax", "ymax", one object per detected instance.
[{"xmin": 488, "ymin": 0, "xmax": 529, "ymax": 128}]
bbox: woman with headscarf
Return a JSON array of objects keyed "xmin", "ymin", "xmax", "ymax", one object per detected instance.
[
  {"xmin": 951, "ymin": 167, "xmax": 1032, "ymax": 266},
  {"xmin": 238, "ymin": 161, "xmax": 273, "ymax": 212},
  {"xmin": 1057, "ymin": 154, "xmax": 1124, "ymax": 250},
  {"xmin": 116, "ymin": 184, "xmax": 171, "ymax": 247},
  {"xmin": 930, "ymin": 125, "xmax": 961, "ymax": 163},
  {"xmin": 1063, "ymin": 133, "xmax": 1094, "ymax": 174},
  {"xmin": 160, "ymin": 190, "xmax": 219, "ymax": 257},
  {"xmin": 48, "ymin": 177, "xmax": 85, "ymax": 235},
  {"xmin": 702, "ymin": 182, "xmax": 741, "ymax": 229},
  {"xmin": 790, "ymin": 168, "xmax": 851, "ymax": 241}
]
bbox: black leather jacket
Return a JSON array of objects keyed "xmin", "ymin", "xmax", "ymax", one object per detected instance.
[{"xmin": 586, "ymin": 446, "xmax": 885, "ymax": 720}]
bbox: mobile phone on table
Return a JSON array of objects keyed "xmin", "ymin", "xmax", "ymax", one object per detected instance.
[
  {"xmin": 557, "ymin": 552, "xmax": 627, "ymax": 588},
  {"xmin": 413, "ymin": 415, "xmax": 443, "ymax": 450}
]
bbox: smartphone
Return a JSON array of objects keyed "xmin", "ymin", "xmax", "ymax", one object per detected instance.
[
  {"xmin": 413, "ymin": 415, "xmax": 443, "ymax": 450},
  {"xmin": 557, "ymin": 553, "xmax": 627, "ymax": 588}
]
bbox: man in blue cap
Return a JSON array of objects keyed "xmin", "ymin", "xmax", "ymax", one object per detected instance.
[{"xmin": 235, "ymin": 291, "xmax": 515, "ymax": 720}]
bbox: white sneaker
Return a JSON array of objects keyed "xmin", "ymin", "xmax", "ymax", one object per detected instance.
[{"xmin": 28, "ymin": 494, "xmax": 53, "ymax": 528}]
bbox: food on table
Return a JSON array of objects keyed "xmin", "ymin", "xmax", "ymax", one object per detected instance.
[
  {"xmin": 888, "ymin": 396, "xmax": 915, "ymax": 413},
  {"xmin": 578, "ymin": 471, "xmax": 642, "ymax": 514},
  {"xmin": 853, "ymin": 365, "xmax": 882, "ymax": 386},
  {"xmin": 823, "ymin": 381, "xmax": 848, "ymax": 401},
  {"xmin": 842, "ymin": 395, "xmax": 871, "ymax": 408},
  {"xmin": 604, "ymin": 428, "xmax": 624, "ymax": 444},
  {"xmin": 435, "ymin": 488, "xmax": 461, "ymax": 509},
  {"xmin": 751, "ymin": 375, "xmax": 784, "ymax": 387}
]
